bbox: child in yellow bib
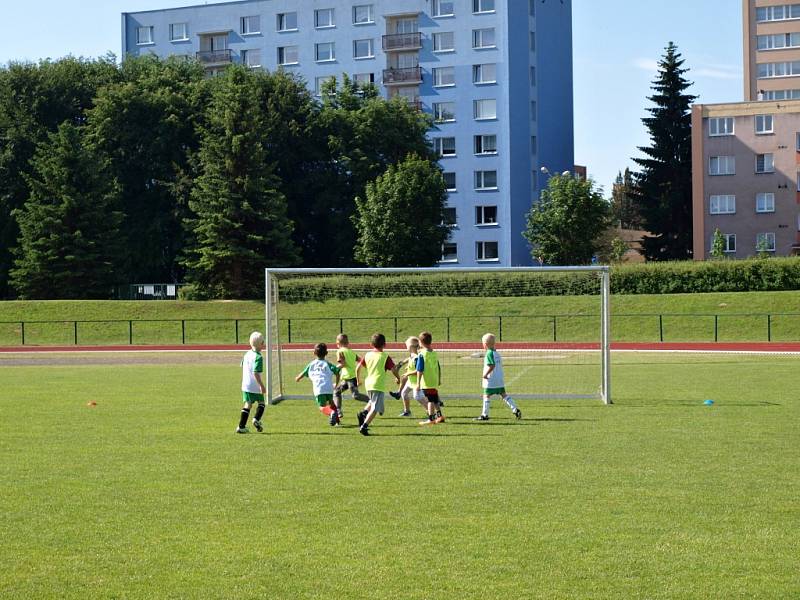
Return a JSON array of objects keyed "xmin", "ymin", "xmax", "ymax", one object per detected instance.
[
  {"xmin": 355, "ymin": 333, "xmax": 399, "ymax": 436},
  {"xmin": 415, "ymin": 331, "xmax": 445, "ymax": 425}
]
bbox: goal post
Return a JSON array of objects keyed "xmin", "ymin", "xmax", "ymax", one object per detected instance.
[{"xmin": 265, "ymin": 267, "xmax": 611, "ymax": 406}]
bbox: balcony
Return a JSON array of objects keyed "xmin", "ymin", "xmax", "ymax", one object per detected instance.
[
  {"xmin": 195, "ymin": 49, "xmax": 233, "ymax": 66},
  {"xmin": 382, "ymin": 66, "xmax": 422, "ymax": 86},
  {"xmin": 382, "ymin": 32, "xmax": 422, "ymax": 52}
]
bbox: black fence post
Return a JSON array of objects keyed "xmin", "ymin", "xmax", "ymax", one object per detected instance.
[
  {"xmin": 181, "ymin": 320, "xmax": 186, "ymax": 345},
  {"xmin": 235, "ymin": 320, "xmax": 239, "ymax": 345},
  {"xmin": 659, "ymin": 315, "xmax": 664, "ymax": 342},
  {"xmin": 20, "ymin": 321, "xmax": 25, "ymax": 345},
  {"xmin": 552, "ymin": 316, "xmax": 557, "ymax": 342},
  {"xmin": 129, "ymin": 320, "xmax": 133, "ymax": 345},
  {"xmin": 714, "ymin": 315, "xmax": 718, "ymax": 342},
  {"xmin": 767, "ymin": 314, "xmax": 772, "ymax": 342},
  {"xmin": 394, "ymin": 317, "xmax": 398, "ymax": 342},
  {"xmin": 74, "ymin": 321, "xmax": 78, "ymax": 345},
  {"xmin": 339, "ymin": 318, "xmax": 343, "ymax": 334},
  {"xmin": 287, "ymin": 319, "xmax": 292, "ymax": 343},
  {"xmin": 498, "ymin": 316, "xmax": 503, "ymax": 342},
  {"xmin": 446, "ymin": 317, "xmax": 451, "ymax": 342}
]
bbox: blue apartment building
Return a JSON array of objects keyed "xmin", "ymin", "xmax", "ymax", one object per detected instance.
[{"xmin": 122, "ymin": 0, "xmax": 574, "ymax": 266}]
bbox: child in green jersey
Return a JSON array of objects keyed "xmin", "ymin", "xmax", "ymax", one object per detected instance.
[
  {"xmin": 416, "ymin": 331, "xmax": 445, "ymax": 425},
  {"xmin": 334, "ymin": 333, "xmax": 368, "ymax": 417},
  {"xmin": 237, "ymin": 331, "xmax": 266, "ymax": 434},
  {"xmin": 355, "ymin": 333, "xmax": 399, "ymax": 436},
  {"xmin": 390, "ymin": 336, "xmax": 426, "ymax": 417},
  {"xmin": 474, "ymin": 333, "xmax": 522, "ymax": 421},
  {"xmin": 295, "ymin": 343, "xmax": 342, "ymax": 426}
]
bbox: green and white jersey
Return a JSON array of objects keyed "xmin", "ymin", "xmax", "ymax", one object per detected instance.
[
  {"xmin": 241, "ymin": 350, "xmax": 264, "ymax": 393},
  {"xmin": 483, "ymin": 349, "xmax": 504, "ymax": 389},
  {"xmin": 301, "ymin": 359, "xmax": 341, "ymax": 396}
]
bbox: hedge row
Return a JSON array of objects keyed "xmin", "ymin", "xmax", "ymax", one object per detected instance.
[{"xmin": 275, "ymin": 258, "xmax": 800, "ymax": 302}]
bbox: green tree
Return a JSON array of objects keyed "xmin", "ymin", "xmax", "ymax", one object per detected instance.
[
  {"xmin": 182, "ymin": 66, "xmax": 299, "ymax": 299},
  {"xmin": 523, "ymin": 173, "xmax": 610, "ymax": 265},
  {"xmin": 10, "ymin": 123, "xmax": 123, "ymax": 299},
  {"xmin": 610, "ymin": 237, "xmax": 630, "ymax": 263},
  {"xmin": 710, "ymin": 228, "xmax": 726, "ymax": 259},
  {"xmin": 610, "ymin": 168, "xmax": 643, "ymax": 229},
  {"xmin": 353, "ymin": 154, "xmax": 448, "ymax": 267},
  {"xmin": 632, "ymin": 42, "xmax": 696, "ymax": 261}
]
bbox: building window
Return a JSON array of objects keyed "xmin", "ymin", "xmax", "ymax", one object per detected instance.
[
  {"xmin": 443, "ymin": 207, "xmax": 457, "ymax": 226},
  {"xmin": 531, "ymin": 135, "xmax": 537, "ymax": 154},
  {"xmin": 756, "ymin": 232, "xmax": 776, "ymax": 252},
  {"xmin": 434, "ymin": 137, "xmax": 457, "ymax": 157},
  {"xmin": 433, "ymin": 102, "xmax": 456, "ymax": 123},
  {"xmin": 441, "ymin": 242, "xmax": 458, "ymax": 263},
  {"xmin": 475, "ymin": 170, "xmax": 498, "ymax": 190},
  {"xmin": 709, "ymin": 155, "xmax": 735, "ymax": 176},
  {"xmin": 433, "ymin": 0, "xmax": 455, "ymax": 17},
  {"xmin": 169, "ymin": 23, "xmax": 188, "ymax": 41},
  {"xmin": 315, "ymin": 76, "xmax": 334, "ymax": 96},
  {"xmin": 474, "ymin": 99, "xmax": 497, "ymax": 120},
  {"xmin": 709, "ymin": 195, "xmax": 736, "ymax": 215},
  {"xmin": 136, "ymin": 26, "xmax": 154, "ymax": 45},
  {"xmin": 353, "ymin": 39, "xmax": 374, "ymax": 59},
  {"xmin": 443, "ymin": 172, "xmax": 456, "ymax": 191},
  {"xmin": 531, "ymin": 100, "xmax": 537, "ymax": 121},
  {"xmin": 278, "ymin": 46, "xmax": 299, "ymax": 66},
  {"xmin": 433, "ymin": 67, "xmax": 456, "ymax": 87},
  {"xmin": 433, "ymin": 32, "xmax": 455, "ymax": 52},
  {"xmin": 757, "ymin": 61, "xmax": 800, "ymax": 78},
  {"xmin": 354, "ymin": 72, "xmax": 375, "ymax": 85},
  {"xmin": 241, "ymin": 16, "xmax": 260, "ymax": 35},
  {"xmin": 476, "ymin": 241, "xmax": 499, "ymax": 261},
  {"xmin": 473, "ymin": 28, "xmax": 496, "ymax": 49},
  {"xmin": 476, "ymin": 205, "xmax": 498, "ymax": 225},
  {"xmin": 763, "ymin": 89, "xmax": 800, "ymax": 100},
  {"xmin": 756, "ymin": 153, "xmax": 775, "ymax": 173},
  {"xmin": 757, "ymin": 32, "xmax": 800, "ymax": 50},
  {"xmin": 315, "ymin": 8, "xmax": 335, "ymax": 28},
  {"xmin": 708, "ymin": 117, "xmax": 734, "ymax": 136},
  {"xmin": 756, "ymin": 5, "xmax": 800, "ymax": 22},
  {"xmin": 473, "ymin": 63, "xmax": 497, "ymax": 84},
  {"xmin": 474, "ymin": 134, "xmax": 497, "ymax": 155},
  {"xmin": 277, "ymin": 12, "xmax": 298, "ymax": 32},
  {"xmin": 711, "ymin": 233, "xmax": 736, "ymax": 253},
  {"xmin": 353, "ymin": 5, "xmax": 374, "ymax": 25},
  {"xmin": 241, "ymin": 49, "xmax": 262, "ymax": 68},
  {"xmin": 530, "ymin": 66, "xmax": 536, "ymax": 86},
  {"xmin": 756, "ymin": 192, "xmax": 776, "ymax": 213},
  {"xmin": 315, "ymin": 42, "xmax": 335, "ymax": 62},
  {"xmin": 473, "ymin": 0, "xmax": 496, "ymax": 14},
  {"xmin": 530, "ymin": 31, "xmax": 536, "ymax": 52},
  {"xmin": 755, "ymin": 114, "xmax": 774, "ymax": 134}
]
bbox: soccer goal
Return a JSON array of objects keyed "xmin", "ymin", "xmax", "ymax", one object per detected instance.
[{"xmin": 265, "ymin": 267, "xmax": 611, "ymax": 405}]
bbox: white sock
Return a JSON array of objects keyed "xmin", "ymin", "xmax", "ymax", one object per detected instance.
[
  {"xmin": 482, "ymin": 396, "xmax": 491, "ymax": 416},
  {"xmin": 504, "ymin": 395, "xmax": 518, "ymax": 412}
]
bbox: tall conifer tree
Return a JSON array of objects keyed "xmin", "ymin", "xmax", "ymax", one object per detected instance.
[{"xmin": 632, "ymin": 42, "xmax": 697, "ymax": 260}]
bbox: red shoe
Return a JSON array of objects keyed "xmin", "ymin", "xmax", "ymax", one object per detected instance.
[{"xmin": 433, "ymin": 415, "xmax": 446, "ymax": 424}]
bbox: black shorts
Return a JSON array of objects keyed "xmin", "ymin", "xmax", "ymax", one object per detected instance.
[
  {"xmin": 423, "ymin": 389, "xmax": 440, "ymax": 405},
  {"xmin": 335, "ymin": 378, "xmax": 359, "ymax": 394}
]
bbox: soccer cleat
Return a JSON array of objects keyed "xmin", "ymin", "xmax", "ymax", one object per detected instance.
[
  {"xmin": 419, "ymin": 418, "xmax": 436, "ymax": 426},
  {"xmin": 514, "ymin": 409, "xmax": 522, "ymax": 420},
  {"xmin": 337, "ymin": 409, "xmax": 343, "ymax": 418},
  {"xmin": 398, "ymin": 410, "xmax": 412, "ymax": 417},
  {"xmin": 235, "ymin": 427, "xmax": 249, "ymax": 434},
  {"xmin": 389, "ymin": 391, "xmax": 401, "ymax": 400},
  {"xmin": 357, "ymin": 410, "xmax": 367, "ymax": 426},
  {"xmin": 252, "ymin": 419, "xmax": 264, "ymax": 432},
  {"xmin": 359, "ymin": 425, "xmax": 370, "ymax": 436},
  {"xmin": 433, "ymin": 415, "xmax": 446, "ymax": 424},
  {"xmin": 474, "ymin": 415, "xmax": 490, "ymax": 421},
  {"xmin": 329, "ymin": 411, "xmax": 340, "ymax": 426}
]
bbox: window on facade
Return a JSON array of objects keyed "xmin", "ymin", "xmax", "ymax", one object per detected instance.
[
  {"xmin": 434, "ymin": 137, "xmax": 457, "ymax": 157},
  {"xmin": 277, "ymin": 12, "xmax": 298, "ymax": 31},
  {"xmin": 433, "ymin": 67, "xmax": 455, "ymax": 87},
  {"xmin": 315, "ymin": 76, "xmax": 334, "ymax": 96},
  {"xmin": 473, "ymin": 63, "xmax": 497, "ymax": 84},
  {"xmin": 756, "ymin": 232, "xmax": 776, "ymax": 251},
  {"xmin": 476, "ymin": 205, "xmax": 498, "ymax": 225},
  {"xmin": 241, "ymin": 16, "xmax": 260, "ymax": 35},
  {"xmin": 353, "ymin": 39, "xmax": 374, "ymax": 59},
  {"xmin": 316, "ymin": 42, "xmax": 335, "ymax": 62},
  {"xmin": 433, "ymin": 0, "xmax": 455, "ymax": 17},
  {"xmin": 708, "ymin": 117, "xmax": 734, "ymax": 136},
  {"xmin": 473, "ymin": 28, "xmax": 496, "ymax": 49},
  {"xmin": 757, "ymin": 32, "xmax": 800, "ymax": 50},
  {"xmin": 433, "ymin": 32, "xmax": 455, "ymax": 52},
  {"xmin": 756, "ymin": 153, "xmax": 775, "ymax": 173},
  {"xmin": 476, "ymin": 241, "xmax": 499, "ymax": 261},
  {"xmin": 443, "ymin": 172, "xmax": 456, "ymax": 191},
  {"xmin": 475, "ymin": 170, "xmax": 498, "ymax": 189},
  {"xmin": 443, "ymin": 207, "xmax": 457, "ymax": 226},
  {"xmin": 473, "ymin": 0, "xmax": 496, "ymax": 13},
  {"xmin": 756, "ymin": 192, "xmax": 776, "ymax": 213},
  {"xmin": 136, "ymin": 26, "xmax": 154, "ymax": 44},
  {"xmin": 474, "ymin": 134, "xmax": 497, "ymax": 155},
  {"xmin": 278, "ymin": 46, "xmax": 299, "ymax": 65},
  {"xmin": 241, "ymin": 49, "xmax": 262, "ymax": 68},
  {"xmin": 530, "ymin": 31, "xmax": 536, "ymax": 51},
  {"xmin": 709, "ymin": 195, "xmax": 736, "ymax": 214},
  {"xmin": 530, "ymin": 66, "xmax": 536, "ymax": 85},
  {"xmin": 474, "ymin": 99, "xmax": 497, "ymax": 120},
  {"xmin": 353, "ymin": 5, "xmax": 374, "ymax": 24},
  {"xmin": 433, "ymin": 102, "xmax": 456, "ymax": 123},
  {"xmin": 756, "ymin": 4, "xmax": 800, "ymax": 22},
  {"xmin": 710, "ymin": 233, "xmax": 736, "ymax": 253},
  {"xmin": 531, "ymin": 100, "xmax": 537, "ymax": 121},
  {"xmin": 755, "ymin": 114, "xmax": 774, "ymax": 134},
  {"xmin": 757, "ymin": 61, "xmax": 800, "ymax": 78},
  {"xmin": 709, "ymin": 155, "xmax": 735, "ymax": 175},
  {"xmin": 764, "ymin": 89, "xmax": 800, "ymax": 100},
  {"xmin": 441, "ymin": 243, "xmax": 458, "ymax": 262},
  {"xmin": 354, "ymin": 72, "xmax": 375, "ymax": 85},
  {"xmin": 315, "ymin": 8, "xmax": 335, "ymax": 28},
  {"xmin": 169, "ymin": 23, "xmax": 188, "ymax": 41}
]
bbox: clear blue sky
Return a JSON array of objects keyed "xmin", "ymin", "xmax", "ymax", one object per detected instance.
[{"xmin": 0, "ymin": 0, "xmax": 743, "ymax": 194}]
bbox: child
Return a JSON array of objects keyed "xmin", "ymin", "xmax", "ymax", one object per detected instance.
[
  {"xmin": 334, "ymin": 333, "xmax": 368, "ymax": 416},
  {"xmin": 415, "ymin": 331, "xmax": 445, "ymax": 425},
  {"xmin": 355, "ymin": 333, "xmax": 399, "ymax": 436},
  {"xmin": 295, "ymin": 343, "xmax": 342, "ymax": 426},
  {"xmin": 390, "ymin": 336, "xmax": 427, "ymax": 417},
  {"xmin": 237, "ymin": 331, "xmax": 267, "ymax": 433},
  {"xmin": 475, "ymin": 333, "xmax": 522, "ymax": 421}
]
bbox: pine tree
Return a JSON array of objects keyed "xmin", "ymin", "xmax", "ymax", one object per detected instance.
[
  {"xmin": 10, "ymin": 123, "xmax": 123, "ymax": 299},
  {"xmin": 632, "ymin": 42, "xmax": 697, "ymax": 261},
  {"xmin": 183, "ymin": 66, "xmax": 299, "ymax": 299},
  {"xmin": 610, "ymin": 168, "xmax": 643, "ymax": 229}
]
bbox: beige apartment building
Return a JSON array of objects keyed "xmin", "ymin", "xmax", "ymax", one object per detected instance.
[
  {"xmin": 692, "ymin": 101, "xmax": 800, "ymax": 259},
  {"xmin": 744, "ymin": 0, "xmax": 800, "ymax": 100}
]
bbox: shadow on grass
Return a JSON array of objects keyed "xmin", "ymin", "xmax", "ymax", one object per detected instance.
[
  {"xmin": 618, "ymin": 400, "xmax": 781, "ymax": 407},
  {"xmin": 263, "ymin": 430, "xmax": 502, "ymax": 437}
]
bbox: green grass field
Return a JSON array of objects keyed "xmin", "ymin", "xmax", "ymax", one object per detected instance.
[{"xmin": 1, "ymin": 350, "xmax": 798, "ymax": 599}]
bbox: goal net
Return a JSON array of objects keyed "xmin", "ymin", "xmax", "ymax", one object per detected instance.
[{"xmin": 265, "ymin": 267, "xmax": 611, "ymax": 405}]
